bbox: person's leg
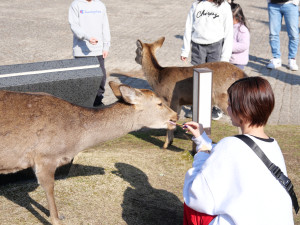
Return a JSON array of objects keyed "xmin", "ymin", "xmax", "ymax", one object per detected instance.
[
  {"xmin": 93, "ymin": 55, "xmax": 107, "ymax": 106},
  {"xmin": 268, "ymin": 3, "xmax": 283, "ymax": 59},
  {"xmin": 191, "ymin": 41, "xmax": 207, "ymax": 65},
  {"xmin": 282, "ymin": 3, "xmax": 299, "ymax": 60},
  {"xmin": 206, "ymin": 39, "xmax": 223, "ymax": 63}
]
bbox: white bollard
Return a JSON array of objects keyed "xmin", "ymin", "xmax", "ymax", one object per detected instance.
[{"xmin": 192, "ymin": 68, "xmax": 213, "ymax": 135}]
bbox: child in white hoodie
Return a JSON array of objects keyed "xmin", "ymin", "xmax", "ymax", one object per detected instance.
[
  {"xmin": 181, "ymin": 0, "xmax": 233, "ymax": 65},
  {"xmin": 69, "ymin": 0, "xmax": 111, "ymax": 107}
]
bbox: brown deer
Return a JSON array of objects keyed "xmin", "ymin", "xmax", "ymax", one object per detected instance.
[
  {"xmin": 0, "ymin": 81, "xmax": 177, "ymax": 225},
  {"xmin": 135, "ymin": 37, "xmax": 247, "ymax": 148}
]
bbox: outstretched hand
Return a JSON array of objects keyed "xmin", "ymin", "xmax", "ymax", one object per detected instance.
[{"xmin": 182, "ymin": 121, "xmax": 204, "ymax": 138}]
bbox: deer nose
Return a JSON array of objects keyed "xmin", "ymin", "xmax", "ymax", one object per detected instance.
[{"xmin": 171, "ymin": 113, "xmax": 178, "ymax": 122}]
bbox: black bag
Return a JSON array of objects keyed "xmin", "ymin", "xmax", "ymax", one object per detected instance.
[
  {"xmin": 270, "ymin": 0, "xmax": 289, "ymax": 3},
  {"xmin": 235, "ymin": 135, "xmax": 299, "ymax": 214}
]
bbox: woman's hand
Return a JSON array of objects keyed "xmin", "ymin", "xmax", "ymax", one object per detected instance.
[{"xmin": 183, "ymin": 121, "xmax": 204, "ymax": 138}]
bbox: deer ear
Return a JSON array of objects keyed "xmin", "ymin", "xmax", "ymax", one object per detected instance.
[
  {"xmin": 109, "ymin": 81, "xmax": 122, "ymax": 99},
  {"xmin": 119, "ymin": 85, "xmax": 143, "ymax": 105},
  {"xmin": 157, "ymin": 37, "xmax": 165, "ymax": 47},
  {"xmin": 152, "ymin": 37, "xmax": 165, "ymax": 52},
  {"xmin": 136, "ymin": 40, "xmax": 143, "ymax": 49}
]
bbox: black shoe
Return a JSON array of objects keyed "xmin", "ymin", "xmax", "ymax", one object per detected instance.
[
  {"xmin": 93, "ymin": 95, "xmax": 104, "ymax": 107},
  {"xmin": 212, "ymin": 106, "xmax": 222, "ymax": 120},
  {"xmin": 93, "ymin": 102, "xmax": 104, "ymax": 107}
]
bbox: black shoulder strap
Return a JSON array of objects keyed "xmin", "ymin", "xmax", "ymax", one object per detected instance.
[{"xmin": 235, "ymin": 134, "xmax": 299, "ymax": 214}]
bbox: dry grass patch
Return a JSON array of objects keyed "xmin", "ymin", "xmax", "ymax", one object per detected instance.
[{"xmin": 0, "ymin": 120, "xmax": 299, "ymax": 224}]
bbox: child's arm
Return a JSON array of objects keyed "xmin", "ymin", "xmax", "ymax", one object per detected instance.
[
  {"xmin": 220, "ymin": 4, "xmax": 233, "ymax": 62},
  {"xmin": 181, "ymin": 3, "xmax": 196, "ymax": 58},
  {"xmin": 232, "ymin": 26, "xmax": 250, "ymax": 53},
  {"xmin": 68, "ymin": 3, "xmax": 90, "ymax": 41}
]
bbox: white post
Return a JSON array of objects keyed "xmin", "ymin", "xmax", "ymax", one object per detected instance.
[{"xmin": 192, "ymin": 68, "xmax": 213, "ymax": 135}]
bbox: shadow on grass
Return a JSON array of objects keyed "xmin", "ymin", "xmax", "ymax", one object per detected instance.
[
  {"xmin": 0, "ymin": 164, "xmax": 104, "ymax": 224},
  {"xmin": 112, "ymin": 163, "xmax": 183, "ymax": 225},
  {"xmin": 130, "ymin": 127, "xmax": 192, "ymax": 152}
]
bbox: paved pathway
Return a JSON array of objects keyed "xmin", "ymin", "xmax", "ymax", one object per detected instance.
[{"xmin": 0, "ymin": 0, "xmax": 299, "ymax": 124}]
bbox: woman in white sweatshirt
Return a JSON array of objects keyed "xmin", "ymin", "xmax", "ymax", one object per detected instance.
[
  {"xmin": 181, "ymin": 0, "xmax": 233, "ymax": 64},
  {"xmin": 182, "ymin": 76, "xmax": 294, "ymax": 225}
]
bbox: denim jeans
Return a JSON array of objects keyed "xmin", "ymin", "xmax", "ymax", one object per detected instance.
[{"xmin": 268, "ymin": 3, "xmax": 299, "ymax": 59}]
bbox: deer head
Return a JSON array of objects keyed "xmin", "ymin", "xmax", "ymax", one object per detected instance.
[
  {"xmin": 109, "ymin": 81, "xmax": 177, "ymax": 129},
  {"xmin": 135, "ymin": 37, "xmax": 165, "ymax": 65}
]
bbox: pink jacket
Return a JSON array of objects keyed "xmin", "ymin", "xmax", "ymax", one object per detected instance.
[{"xmin": 230, "ymin": 23, "xmax": 250, "ymax": 66}]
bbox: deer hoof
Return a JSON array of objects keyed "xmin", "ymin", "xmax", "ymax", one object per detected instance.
[
  {"xmin": 162, "ymin": 142, "xmax": 169, "ymax": 149},
  {"xmin": 162, "ymin": 140, "xmax": 173, "ymax": 149}
]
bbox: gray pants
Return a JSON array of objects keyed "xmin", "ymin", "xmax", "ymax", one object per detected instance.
[
  {"xmin": 191, "ymin": 39, "xmax": 224, "ymax": 65},
  {"xmin": 75, "ymin": 56, "xmax": 106, "ymax": 106}
]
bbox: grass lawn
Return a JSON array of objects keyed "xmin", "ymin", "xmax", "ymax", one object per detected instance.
[{"xmin": 0, "ymin": 120, "xmax": 299, "ymax": 224}]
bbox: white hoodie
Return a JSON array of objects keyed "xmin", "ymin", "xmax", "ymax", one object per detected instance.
[
  {"xmin": 69, "ymin": 0, "xmax": 111, "ymax": 57},
  {"xmin": 183, "ymin": 133, "xmax": 294, "ymax": 225},
  {"xmin": 181, "ymin": 0, "xmax": 233, "ymax": 62}
]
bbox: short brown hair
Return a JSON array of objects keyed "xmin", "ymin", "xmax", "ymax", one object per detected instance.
[{"xmin": 227, "ymin": 76, "xmax": 274, "ymax": 127}]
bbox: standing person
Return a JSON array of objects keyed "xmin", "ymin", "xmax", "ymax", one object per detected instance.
[
  {"xmin": 230, "ymin": 2, "xmax": 250, "ymax": 70},
  {"xmin": 181, "ymin": 0, "xmax": 233, "ymax": 65},
  {"xmin": 69, "ymin": 0, "xmax": 111, "ymax": 107},
  {"xmin": 182, "ymin": 77, "xmax": 296, "ymax": 225},
  {"xmin": 266, "ymin": 0, "xmax": 299, "ymax": 71},
  {"xmin": 181, "ymin": 0, "xmax": 233, "ymax": 121}
]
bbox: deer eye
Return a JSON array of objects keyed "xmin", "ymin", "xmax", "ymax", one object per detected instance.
[{"xmin": 158, "ymin": 103, "xmax": 163, "ymax": 107}]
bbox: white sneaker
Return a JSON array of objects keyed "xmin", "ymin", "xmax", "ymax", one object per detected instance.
[
  {"xmin": 267, "ymin": 58, "xmax": 282, "ymax": 69},
  {"xmin": 288, "ymin": 59, "xmax": 298, "ymax": 71}
]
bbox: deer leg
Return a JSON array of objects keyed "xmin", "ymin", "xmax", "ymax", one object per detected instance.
[
  {"xmin": 163, "ymin": 104, "xmax": 181, "ymax": 149},
  {"xmin": 35, "ymin": 163, "xmax": 63, "ymax": 225},
  {"xmin": 163, "ymin": 129, "xmax": 174, "ymax": 149}
]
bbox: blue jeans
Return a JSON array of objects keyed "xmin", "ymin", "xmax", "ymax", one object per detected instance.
[{"xmin": 268, "ymin": 3, "xmax": 299, "ymax": 59}]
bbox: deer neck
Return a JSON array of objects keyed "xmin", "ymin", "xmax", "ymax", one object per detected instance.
[
  {"xmin": 76, "ymin": 102, "xmax": 142, "ymax": 152},
  {"xmin": 142, "ymin": 52, "xmax": 162, "ymax": 88}
]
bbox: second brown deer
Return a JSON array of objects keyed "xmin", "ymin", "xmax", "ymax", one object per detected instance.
[
  {"xmin": 0, "ymin": 81, "xmax": 177, "ymax": 225},
  {"xmin": 135, "ymin": 37, "xmax": 247, "ymax": 148}
]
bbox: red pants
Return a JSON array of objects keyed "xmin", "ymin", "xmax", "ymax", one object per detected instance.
[{"xmin": 183, "ymin": 203, "xmax": 216, "ymax": 225}]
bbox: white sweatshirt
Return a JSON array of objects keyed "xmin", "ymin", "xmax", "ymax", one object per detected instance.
[
  {"xmin": 184, "ymin": 133, "xmax": 294, "ymax": 225},
  {"xmin": 181, "ymin": 0, "xmax": 233, "ymax": 62},
  {"xmin": 69, "ymin": 0, "xmax": 111, "ymax": 57}
]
